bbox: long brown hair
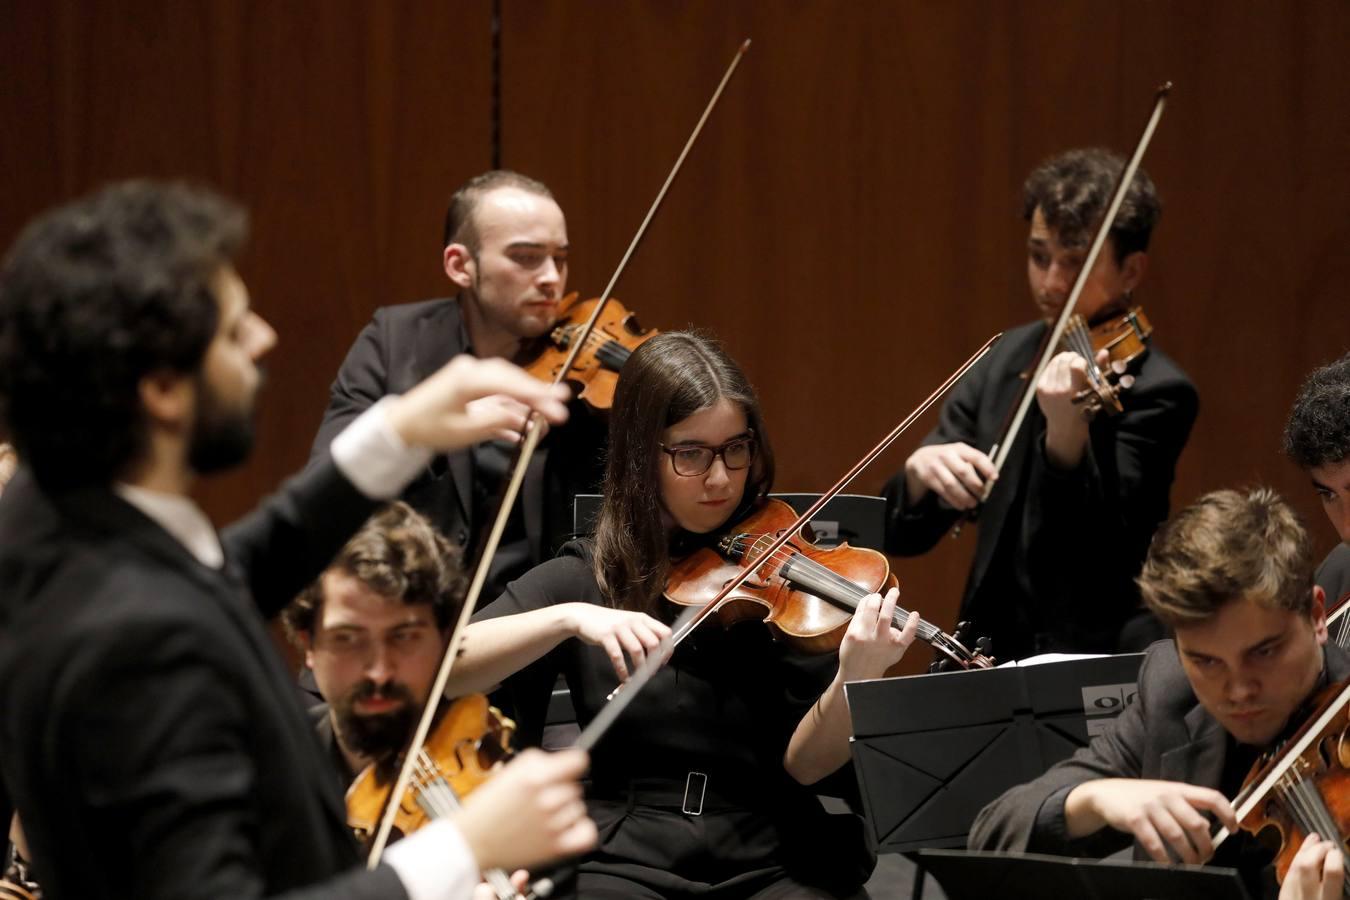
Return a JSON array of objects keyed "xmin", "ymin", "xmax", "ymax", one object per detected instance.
[{"xmin": 593, "ymin": 331, "xmax": 774, "ymax": 616}]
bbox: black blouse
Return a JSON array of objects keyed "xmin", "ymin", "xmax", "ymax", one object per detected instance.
[{"xmin": 476, "ymin": 541, "xmax": 842, "ymax": 796}]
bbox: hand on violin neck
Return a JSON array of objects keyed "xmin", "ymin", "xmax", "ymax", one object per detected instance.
[
  {"xmin": 1063, "ymin": 778, "xmax": 1238, "ymax": 865},
  {"xmin": 1037, "ymin": 350, "xmax": 1097, "ymax": 469},
  {"xmin": 563, "ymin": 603, "xmax": 671, "ymax": 684},
  {"xmin": 837, "ymin": 588, "xmax": 920, "ymax": 682},
  {"xmin": 453, "ymin": 748, "xmax": 596, "ymax": 874},
  {"xmin": 1281, "ymin": 832, "xmax": 1346, "ymax": 900},
  {"xmin": 386, "ymin": 355, "xmax": 570, "ymax": 452},
  {"xmin": 903, "ymin": 442, "xmax": 997, "ymax": 510}
]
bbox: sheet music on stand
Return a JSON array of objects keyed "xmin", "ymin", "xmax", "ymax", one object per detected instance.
[
  {"xmin": 913, "ymin": 848, "xmax": 1253, "ymax": 900},
  {"xmin": 845, "ymin": 653, "xmax": 1145, "ymax": 852}
]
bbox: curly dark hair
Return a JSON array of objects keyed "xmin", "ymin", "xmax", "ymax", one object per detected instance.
[
  {"xmin": 1284, "ymin": 352, "xmax": 1350, "ymax": 470},
  {"xmin": 441, "ymin": 170, "xmax": 555, "ymax": 251},
  {"xmin": 283, "ymin": 502, "xmax": 466, "ymax": 641},
  {"xmin": 0, "ymin": 180, "xmax": 246, "ymax": 491},
  {"xmin": 1022, "ymin": 148, "xmax": 1161, "ymax": 264},
  {"xmin": 593, "ymin": 331, "xmax": 775, "ymax": 617}
]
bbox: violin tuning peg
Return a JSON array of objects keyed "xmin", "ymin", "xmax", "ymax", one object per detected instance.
[{"xmin": 975, "ymin": 636, "xmax": 993, "ymax": 655}]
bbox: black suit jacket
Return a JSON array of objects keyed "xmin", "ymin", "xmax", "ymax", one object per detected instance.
[
  {"xmin": 884, "ymin": 320, "xmax": 1199, "ymax": 657},
  {"xmin": 310, "ymin": 297, "xmax": 606, "ymax": 599},
  {"xmin": 0, "ymin": 462, "xmax": 404, "ymax": 900},
  {"xmin": 1318, "ymin": 544, "xmax": 1350, "ymax": 609},
  {"xmin": 970, "ymin": 640, "xmax": 1350, "ymax": 879}
]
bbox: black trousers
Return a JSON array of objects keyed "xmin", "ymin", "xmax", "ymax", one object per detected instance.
[{"xmin": 557, "ymin": 784, "xmax": 873, "ymax": 900}]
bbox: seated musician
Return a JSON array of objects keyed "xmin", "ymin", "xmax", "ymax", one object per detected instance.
[
  {"xmin": 310, "ymin": 170, "xmax": 607, "ymax": 609},
  {"xmin": 284, "ymin": 502, "xmax": 466, "ymax": 788},
  {"xmin": 284, "ymin": 501, "xmax": 553, "ymax": 897},
  {"xmin": 970, "ymin": 487, "xmax": 1347, "ymax": 899},
  {"xmin": 442, "ymin": 331, "xmax": 921, "ymax": 899},
  {"xmin": 0, "ymin": 181, "xmax": 591, "ymax": 900},
  {"xmin": 883, "ymin": 148, "xmax": 1198, "ymax": 660},
  {"xmin": 1285, "ymin": 351, "xmax": 1350, "ymax": 607}
]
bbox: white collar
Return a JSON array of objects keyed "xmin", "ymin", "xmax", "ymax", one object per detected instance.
[{"xmin": 113, "ymin": 482, "xmax": 224, "ymax": 569}]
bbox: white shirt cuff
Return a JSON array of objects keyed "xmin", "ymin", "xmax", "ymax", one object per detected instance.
[
  {"xmin": 330, "ymin": 396, "xmax": 435, "ymax": 500},
  {"xmin": 382, "ymin": 818, "xmax": 479, "ymax": 900}
]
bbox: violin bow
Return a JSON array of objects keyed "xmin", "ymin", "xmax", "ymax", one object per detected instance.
[
  {"xmin": 575, "ymin": 332, "xmax": 1003, "ymax": 752},
  {"xmin": 365, "ymin": 38, "xmax": 754, "ymax": 868},
  {"xmin": 976, "ymin": 83, "xmax": 1172, "ymax": 503}
]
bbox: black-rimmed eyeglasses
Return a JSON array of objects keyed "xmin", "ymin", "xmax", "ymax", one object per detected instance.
[{"xmin": 659, "ymin": 434, "xmax": 757, "ymax": 477}]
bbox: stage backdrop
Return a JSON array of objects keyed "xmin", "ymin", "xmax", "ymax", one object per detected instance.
[{"xmin": 4, "ymin": 0, "xmax": 1348, "ymax": 674}]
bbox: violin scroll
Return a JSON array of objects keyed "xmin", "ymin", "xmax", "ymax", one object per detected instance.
[{"xmin": 928, "ymin": 621, "xmax": 995, "ymax": 673}]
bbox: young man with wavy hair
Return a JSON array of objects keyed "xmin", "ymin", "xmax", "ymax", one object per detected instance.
[{"xmin": 971, "ymin": 487, "xmax": 1346, "ymax": 899}]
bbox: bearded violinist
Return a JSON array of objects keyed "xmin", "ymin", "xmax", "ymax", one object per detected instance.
[
  {"xmin": 0, "ymin": 181, "xmax": 589, "ymax": 900},
  {"xmin": 970, "ymin": 487, "xmax": 1348, "ymax": 899},
  {"xmin": 884, "ymin": 148, "xmax": 1198, "ymax": 661},
  {"xmin": 283, "ymin": 502, "xmax": 588, "ymax": 896}
]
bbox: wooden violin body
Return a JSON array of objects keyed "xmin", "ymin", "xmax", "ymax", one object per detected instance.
[
  {"xmin": 522, "ymin": 292, "xmax": 658, "ymax": 411},
  {"xmin": 665, "ymin": 498, "xmax": 993, "ymax": 670},
  {"xmin": 346, "ymin": 693, "xmax": 515, "ymax": 844},
  {"xmin": 1236, "ymin": 680, "xmax": 1350, "ymax": 885}
]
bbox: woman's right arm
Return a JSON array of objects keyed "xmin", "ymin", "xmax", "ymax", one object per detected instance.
[{"xmin": 448, "ymin": 603, "xmax": 671, "ymax": 695}]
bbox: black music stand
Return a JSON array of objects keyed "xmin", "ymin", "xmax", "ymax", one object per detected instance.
[
  {"xmin": 913, "ymin": 849, "xmax": 1253, "ymax": 900},
  {"xmin": 572, "ymin": 492, "xmax": 886, "ymax": 550},
  {"xmin": 845, "ymin": 653, "xmax": 1145, "ymax": 852}
]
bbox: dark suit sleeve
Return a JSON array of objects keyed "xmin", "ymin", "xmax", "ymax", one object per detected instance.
[
  {"xmin": 1317, "ymin": 544, "xmax": 1350, "ymax": 610},
  {"xmin": 67, "ymin": 622, "xmax": 407, "ymax": 900},
  {"xmin": 968, "ymin": 652, "xmax": 1157, "ymax": 857},
  {"xmin": 883, "ymin": 353, "xmax": 987, "ymax": 555},
  {"xmin": 310, "ymin": 317, "xmax": 390, "ymax": 464},
  {"xmin": 222, "ymin": 455, "xmax": 377, "ymax": 620},
  {"xmin": 1022, "ymin": 371, "xmax": 1198, "ymax": 630}
]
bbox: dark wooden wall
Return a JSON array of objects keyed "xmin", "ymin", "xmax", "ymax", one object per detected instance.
[{"xmin": 4, "ymin": 1, "xmax": 1348, "ymax": 673}]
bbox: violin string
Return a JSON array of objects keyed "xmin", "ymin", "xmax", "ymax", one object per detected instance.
[
  {"xmin": 410, "ymin": 753, "xmax": 522, "ymax": 900},
  {"xmin": 1065, "ymin": 318, "xmax": 1106, "ymax": 390},
  {"xmin": 733, "ymin": 534, "xmax": 934, "ymax": 634},
  {"xmin": 729, "ymin": 535, "xmax": 950, "ymax": 645},
  {"xmin": 1277, "ymin": 769, "xmax": 1348, "ymax": 870}
]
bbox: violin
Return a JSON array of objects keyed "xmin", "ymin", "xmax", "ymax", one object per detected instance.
[
  {"xmin": 522, "ymin": 293, "xmax": 658, "ymax": 412},
  {"xmin": 1059, "ymin": 306, "xmax": 1153, "ymax": 418},
  {"xmin": 1224, "ymin": 680, "xmax": 1350, "ymax": 887},
  {"xmin": 964, "ymin": 84, "xmax": 1170, "ymax": 517},
  {"xmin": 347, "ymin": 694, "xmax": 549, "ymax": 900},
  {"xmin": 664, "ymin": 498, "xmax": 994, "ymax": 672}
]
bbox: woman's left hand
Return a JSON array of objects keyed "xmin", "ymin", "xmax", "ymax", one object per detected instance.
[{"xmin": 838, "ymin": 587, "xmax": 919, "ymax": 681}]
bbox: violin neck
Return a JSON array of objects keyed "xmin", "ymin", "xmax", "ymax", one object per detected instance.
[{"xmin": 767, "ymin": 545, "xmax": 972, "ymax": 662}]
